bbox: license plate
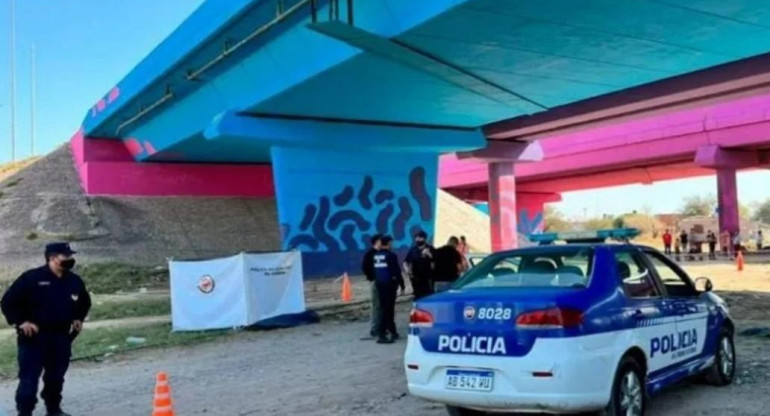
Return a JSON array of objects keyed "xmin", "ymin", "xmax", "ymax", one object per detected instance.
[{"xmin": 445, "ymin": 369, "xmax": 494, "ymax": 392}]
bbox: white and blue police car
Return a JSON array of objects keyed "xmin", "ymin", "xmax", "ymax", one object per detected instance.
[{"xmin": 405, "ymin": 229, "xmax": 735, "ymax": 416}]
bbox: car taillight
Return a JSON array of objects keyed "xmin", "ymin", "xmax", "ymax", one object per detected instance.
[
  {"xmin": 409, "ymin": 308, "xmax": 434, "ymax": 327},
  {"xmin": 515, "ymin": 308, "xmax": 583, "ymax": 328}
]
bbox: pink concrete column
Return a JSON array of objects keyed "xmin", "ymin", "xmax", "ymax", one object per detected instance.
[
  {"xmin": 488, "ymin": 162, "xmax": 517, "ymax": 251},
  {"xmin": 716, "ymin": 168, "xmax": 740, "ymax": 235}
]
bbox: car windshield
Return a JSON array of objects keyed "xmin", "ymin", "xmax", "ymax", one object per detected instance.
[{"xmin": 453, "ymin": 247, "xmax": 594, "ymax": 289}]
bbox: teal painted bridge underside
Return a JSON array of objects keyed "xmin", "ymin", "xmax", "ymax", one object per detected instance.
[{"xmin": 83, "ymin": 0, "xmax": 770, "ymax": 163}]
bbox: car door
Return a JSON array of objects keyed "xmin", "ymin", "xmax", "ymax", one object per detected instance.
[
  {"xmin": 613, "ymin": 248, "xmax": 678, "ymax": 375},
  {"xmin": 642, "ymin": 249, "xmax": 709, "ymax": 367}
]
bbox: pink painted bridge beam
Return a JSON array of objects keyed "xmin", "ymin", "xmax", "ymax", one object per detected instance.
[
  {"xmin": 695, "ymin": 145, "xmax": 762, "ymax": 169},
  {"xmin": 457, "ymin": 140, "xmax": 543, "ymax": 163},
  {"xmin": 440, "ymin": 90, "xmax": 770, "ymax": 194},
  {"xmin": 70, "ymin": 129, "xmax": 275, "ymax": 197}
]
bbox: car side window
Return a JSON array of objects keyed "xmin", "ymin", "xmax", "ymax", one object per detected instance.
[
  {"xmin": 644, "ymin": 251, "xmax": 697, "ymax": 297},
  {"xmin": 615, "ymin": 251, "xmax": 660, "ymax": 298}
]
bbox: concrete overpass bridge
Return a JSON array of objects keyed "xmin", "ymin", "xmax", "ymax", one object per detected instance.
[
  {"xmin": 440, "ymin": 56, "xmax": 770, "ymax": 250},
  {"xmin": 71, "ymin": 0, "xmax": 770, "ymax": 275}
]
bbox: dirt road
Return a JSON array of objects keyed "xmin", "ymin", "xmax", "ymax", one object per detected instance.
[{"xmin": 0, "ymin": 304, "xmax": 768, "ymax": 416}]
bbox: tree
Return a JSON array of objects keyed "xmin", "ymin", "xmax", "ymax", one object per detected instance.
[
  {"xmin": 621, "ymin": 213, "xmax": 665, "ymax": 237},
  {"xmin": 754, "ymin": 199, "xmax": 770, "ymax": 224},
  {"xmin": 584, "ymin": 216, "xmax": 614, "ymax": 231},
  {"xmin": 680, "ymin": 195, "xmax": 717, "ymax": 217},
  {"xmin": 740, "ymin": 203, "xmax": 752, "ymax": 221},
  {"xmin": 543, "ymin": 206, "xmax": 571, "ymax": 232}
]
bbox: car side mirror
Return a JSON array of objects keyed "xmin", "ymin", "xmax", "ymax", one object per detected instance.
[{"xmin": 694, "ymin": 277, "xmax": 713, "ymax": 293}]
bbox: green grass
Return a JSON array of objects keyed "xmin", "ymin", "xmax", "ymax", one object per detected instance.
[
  {"xmin": 78, "ymin": 263, "xmax": 169, "ymax": 294},
  {"xmin": 0, "ymin": 323, "xmax": 232, "ymax": 379},
  {"xmin": 88, "ymin": 298, "xmax": 171, "ymax": 321},
  {"xmin": 0, "ymin": 297, "xmax": 172, "ymax": 329},
  {"xmin": 0, "ymin": 263, "xmax": 168, "ymax": 295},
  {"xmin": 25, "ymin": 232, "xmax": 38, "ymax": 241}
]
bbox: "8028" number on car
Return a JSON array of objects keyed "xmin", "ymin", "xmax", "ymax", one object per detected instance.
[{"xmin": 477, "ymin": 308, "xmax": 512, "ymax": 320}]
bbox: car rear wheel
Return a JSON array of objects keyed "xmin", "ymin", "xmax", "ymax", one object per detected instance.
[
  {"xmin": 601, "ymin": 356, "xmax": 646, "ymax": 416},
  {"xmin": 705, "ymin": 327, "xmax": 736, "ymax": 386},
  {"xmin": 446, "ymin": 405, "xmax": 485, "ymax": 416}
]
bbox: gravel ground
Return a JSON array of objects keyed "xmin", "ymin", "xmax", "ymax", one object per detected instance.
[{"xmin": 0, "ymin": 304, "xmax": 768, "ymax": 416}]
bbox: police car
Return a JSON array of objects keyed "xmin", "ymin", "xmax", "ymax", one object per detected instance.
[{"xmin": 405, "ymin": 229, "xmax": 735, "ymax": 416}]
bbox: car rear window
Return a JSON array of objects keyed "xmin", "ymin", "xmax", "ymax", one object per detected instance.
[{"xmin": 453, "ymin": 247, "xmax": 594, "ymax": 289}]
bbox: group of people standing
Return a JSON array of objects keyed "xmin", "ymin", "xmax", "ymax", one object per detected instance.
[
  {"xmin": 361, "ymin": 232, "xmax": 468, "ymax": 344},
  {"xmin": 662, "ymin": 228, "xmax": 763, "ymax": 260}
]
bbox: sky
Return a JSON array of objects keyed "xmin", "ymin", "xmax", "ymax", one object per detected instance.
[
  {"xmin": 553, "ymin": 171, "xmax": 770, "ymax": 219},
  {"xmin": 0, "ymin": 0, "xmax": 768, "ymax": 217},
  {"xmin": 0, "ymin": 0, "xmax": 205, "ymax": 163}
]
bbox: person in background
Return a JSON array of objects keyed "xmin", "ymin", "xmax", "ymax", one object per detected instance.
[
  {"xmin": 372, "ymin": 236, "xmax": 404, "ymax": 344},
  {"xmin": 720, "ymin": 230, "xmax": 731, "ymax": 256},
  {"xmin": 433, "ymin": 236, "xmax": 464, "ymax": 292},
  {"xmin": 733, "ymin": 232, "xmax": 742, "ymax": 255},
  {"xmin": 674, "ymin": 236, "xmax": 681, "ymax": 262},
  {"xmin": 404, "ymin": 230, "xmax": 435, "ymax": 300},
  {"xmin": 757, "ymin": 230, "xmax": 764, "ymax": 251},
  {"xmin": 707, "ymin": 230, "xmax": 718, "ymax": 260},
  {"xmin": 680, "ymin": 230, "xmax": 689, "ymax": 254},
  {"xmin": 458, "ymin": 236, "xmax": 469, "ymax": 255},
  {"xmin": 361, "ymin": 234, "xmax": 382, "ymax": 339},
  {"xmin": 457, "ymin": 236, "xmax": 470, "ymax": 271},
  {"xmin": 662, "ymin": 229, "xmax": 673, "ymax": 255},
  {"xmin": 1, "ymin": 243, "xmax": 91, "ymax": 416}
]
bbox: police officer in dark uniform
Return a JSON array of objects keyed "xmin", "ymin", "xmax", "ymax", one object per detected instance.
[
  {"xmin": 1, "ymin": 243, "xmax": 91, "ymax": 416},
  {"xmin": 372, "ymin": 236, "xmax": 404, "ymax": 344},
  {"xmin": 404, "ymin": 230, "xmax": 435, "ymax": 300}
]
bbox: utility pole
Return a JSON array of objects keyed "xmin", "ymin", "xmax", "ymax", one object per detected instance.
[
  {"xmin": 30, "ymin": 43, "xmax": 36, "ymax": 156},
  {"xmin": 9, "ymin": 0, "xmax": 17, "ymax": 161}
]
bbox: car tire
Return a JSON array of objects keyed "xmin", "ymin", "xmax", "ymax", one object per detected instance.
[
  {"xmin": 705, "ymin": 327, "xmax": 736, "ymax": 386},
  {"xmin": 446, "ymin": 405, "xmax": 485, "ymax": 416},
  {"xmin": 600, "ymin": 356, "xmax": 646, "ymax": 416}
]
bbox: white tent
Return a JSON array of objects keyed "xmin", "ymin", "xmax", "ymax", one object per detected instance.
[{"xmin": 170, "ymin": 251, "xmax": 305, "ymax": 331}]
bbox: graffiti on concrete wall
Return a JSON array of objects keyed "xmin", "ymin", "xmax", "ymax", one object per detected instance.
[
  {"xmin": 281, "ymin": 166, "xmax": 435, "ymax": 253},
  {"xmin": 518, "ymin": 208, "xmax": 544, "ymax": 235}
]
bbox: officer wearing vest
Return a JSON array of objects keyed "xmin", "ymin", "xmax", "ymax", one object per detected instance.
[
  {"xmin": 372, "ymin": 236, "xmax": 404, "ymax": 344},
  {"xmin": 1, "ymin": 243, "xmax": 92, "ymax": 416}
]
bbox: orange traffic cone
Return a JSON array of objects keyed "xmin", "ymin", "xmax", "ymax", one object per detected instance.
[
  {"xmin": 152, "ymin": 372, "xmax": 175, "ymax": 416},
  {"xmin": 341, "ymin": 273, "xmax": 353, "ymax": 302},
  {"xmin": 737, "ymin": 251, "xmax": 744, "ymax": 272}
]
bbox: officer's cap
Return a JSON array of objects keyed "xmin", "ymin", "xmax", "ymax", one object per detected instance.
[{"xmin": 45, "ymin": 242, "xmax": 77, "ymax": 256}]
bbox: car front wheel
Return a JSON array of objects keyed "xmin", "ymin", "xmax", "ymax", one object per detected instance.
[
  {"xmin": 705, "ymin": 327, "xmax": 736, "ymax": 386},
  {"xmin": 602, "ymin": 356, "xmax": 646, "ymax": 416}
]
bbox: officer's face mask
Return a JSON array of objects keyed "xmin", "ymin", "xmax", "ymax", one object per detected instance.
[{"xmin": 59, "ymin": 257, "xmax": 76, "ymax": 271}]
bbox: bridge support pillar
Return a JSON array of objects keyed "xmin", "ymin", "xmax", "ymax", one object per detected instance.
[
  {"xmin": 716, "ymin": 168, "xmax": 740, "ymax": 237},
  {"xmin": 458, "ymin": 141, "xmax": 544, "ymax": 251},
  {"xmin": 488, "ymin": 162, "xmax": 518, "ymax": 252},
  {"xmin": 272, "ymin": 147, "xmax": 440, "ymax": 277},
  {"xmin": 694, "ymin": 145, "xmax": 755, "ymax": 237},
  {"xmin": 204, "ymin": 112, "xmax": 486, "ymax": 276}
]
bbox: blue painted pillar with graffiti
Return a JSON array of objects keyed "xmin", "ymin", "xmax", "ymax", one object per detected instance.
[
  {"xmin": 204, "ymin": 112, "xmax": 486, "ymax": 277},
  {"xmin": 273, "ymin": 148, "xmax": 439, "ymax": 276}
]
